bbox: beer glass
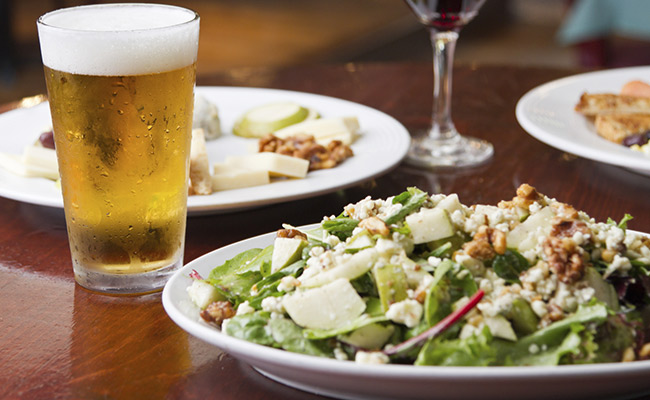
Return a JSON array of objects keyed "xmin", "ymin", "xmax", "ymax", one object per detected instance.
[{"xmin": 37, "ymin": 4, "xmax": 199, "ymax": 294}]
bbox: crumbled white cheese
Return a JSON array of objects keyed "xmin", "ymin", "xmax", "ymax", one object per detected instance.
[
  {"xmin": 605, "ymin": 254, "xmax": 632, "ymax": 277},
  {"xmin": 385, "ymin": 299, "xmax": 423, "ymax": 328},
  {"xmin": 355, "ymin": 351, "xmax": 389, "ymax": 364},
  {"xmin": 261, "ymin": 296, "xmax": 285, "ymax": 314},
  {"xmin": 278, "ymin": 276, "xmax": 301, "ymax": 292},
  {"xmin": 334, "ymin": 347, "xmax": 349, "ymax": 361},
  {"xmin": 529, "ymin": 202, "xmax": 542, "ymax": 214},
  {"xmin": 236, "ymin": 301, "xmax": 255, "ymax": 315}
]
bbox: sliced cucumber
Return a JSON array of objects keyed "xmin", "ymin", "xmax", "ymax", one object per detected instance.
[
  {"xmin": 232, "ymin": 102, "xmax": 310, "ymax": 138},
  {"xmin": 373, "ymin": 263, "xmax": 408, "ymax": 312}
]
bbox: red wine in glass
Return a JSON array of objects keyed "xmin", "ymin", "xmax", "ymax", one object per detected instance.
[
  {"xmin": 404, "ymin": 0, "xmax": 492, "ymax": 168},
  {"xmin": 407, "ymin": 0, "xmax": 484, "ymax": 31}
]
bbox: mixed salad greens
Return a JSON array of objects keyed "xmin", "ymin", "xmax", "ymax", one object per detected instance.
[{"xmin": 187, "ymin": 185, "xmax": 650, "ymax": 366}]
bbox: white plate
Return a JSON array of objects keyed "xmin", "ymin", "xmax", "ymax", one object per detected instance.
[
  {"xmin": 162, "ymin": 227, "xmax": 650, "ymax": 400},
  {"xmin": 516, "ymin": 66, "xmax": 650, "ymax": 175},
  {"xmin": 0, "ymin": 87, "xmax": 410, "ymax": 215}
]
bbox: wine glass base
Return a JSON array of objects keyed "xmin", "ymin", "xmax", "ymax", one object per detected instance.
[{"xmin": 406, "ymin": 134, "xmax": 493, "ymax": 168}]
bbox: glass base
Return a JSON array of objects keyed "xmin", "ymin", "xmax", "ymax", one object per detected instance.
[
  {"xmin": 406, "ymin": 133, "xmax": 493, "ymax": 168},
  {"xmin": 73, "ymin": 257, "xmax": 183, "ymax": 295}
]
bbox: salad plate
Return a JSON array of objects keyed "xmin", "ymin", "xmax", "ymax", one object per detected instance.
[
  {"xmin": 0, "ymin": 87, "xmax": 410, "ymax": 215},
  {"xmin": 162, "ymin": 226, "xmax": 650, "ymax": 400},
  {"xmin": 516, "ymin": 66, "xmax": 650, "ymax": 176}
]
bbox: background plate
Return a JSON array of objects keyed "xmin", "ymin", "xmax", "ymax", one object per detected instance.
[
  {"xmin": 162, "ymin": 227, "xmax": 650, "ymax": 400},
  {"xmin": 516, "ymin": 66, "xmax": 650, "ymax": 175},
  {"xmin": 0, "ymin": 87, "xmax": 410, "ymax": 215}
]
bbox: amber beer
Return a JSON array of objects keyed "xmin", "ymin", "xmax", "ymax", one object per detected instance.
[{"xmin": 37, "ymin": 4, "xmax": 200, "ymax": 294}]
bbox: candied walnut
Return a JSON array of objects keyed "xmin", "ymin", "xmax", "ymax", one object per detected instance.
[
  {"xmin": 543, "ymin": 217, "xmax": 589, "ymax": 284},
  {"xmin": 498, "ymin": 183, "xmax": 545, "ymax": 210},
  {"xmin": 462, "ymin": 226, "xmax": 506, "ymax": 261},
  {"xmin": 258, "ymin": 134, "xmax": 353, "ymax": 171},
  {"xmin": 358, "ymin": 216, "xmax": 390, "ymax": 237},
  {"xmin": 277, "ymin": 228, "xmax": 307, "ymax": 240},
  {"xmin": 200, "ymin": 301, "xmax": 236, "ymax": 327},
  {"xmin": 543, "ymin": 236, "xmax": 585, "ymax": 284},
  {"xmin": 550, "ymin": 217, "xmax": 590, "ymax": 240}
]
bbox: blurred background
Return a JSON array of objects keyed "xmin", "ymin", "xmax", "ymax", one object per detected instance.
[{"xmin": 2, "ymin": 0, "xmax": 650, "ymax": 104}]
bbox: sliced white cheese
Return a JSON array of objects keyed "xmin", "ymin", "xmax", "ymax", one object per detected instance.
[
  {"xmin": 301, "ymin": 248, "xmax": 378, "ymax": 288},
  {"xmin": 405, "ymin": 207, "xmax": 455, "ymax": 244},
  {"xmin": 0, "ymin": 152, "xmax": 59, "ymax": 180},
  {"xmin": 22, "ymin": 145, "xmax": 58, "ymax": 171},
  {"xmin": 225, "ymin": 152, "xmax": 309, "ymax": 179},
  {"xmin": 211, "ymin": 163, "xmax": 270, "ymax": 191},
  {"xmin": 282, "ymin": 278, "xmax": 366, "ymax": 330},
  {"xmin": 273, "ymin": 117, "xmax": 359, "ymax": 145}
]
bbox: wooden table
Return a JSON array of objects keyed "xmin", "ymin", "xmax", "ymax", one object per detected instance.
[{"xmin": 2, "ymin": 63, "xmax": 650, "ymax": 399}]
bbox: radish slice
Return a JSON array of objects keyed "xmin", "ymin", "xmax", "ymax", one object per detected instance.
[{"xmin": 383, "ymin": 289, "xmax": 485, "ymax": 356}]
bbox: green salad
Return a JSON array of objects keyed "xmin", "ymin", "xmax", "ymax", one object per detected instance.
[{"xmin": 187, "ymin": 185, "xmax": 650, "ymax": 366}]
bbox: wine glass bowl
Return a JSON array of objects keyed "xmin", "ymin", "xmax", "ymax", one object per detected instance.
[{"xmin": 404, "ymin": 0, "xmax": 493, "ymax": 168}]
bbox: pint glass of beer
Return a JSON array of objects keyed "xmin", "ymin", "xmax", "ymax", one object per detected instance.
[{"xmin": 37, "ymin": 4, "xmax": 199, "ymax": 294}]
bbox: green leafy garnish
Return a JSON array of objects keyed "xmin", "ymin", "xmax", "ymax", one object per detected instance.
[{"xmin": 492, "ymin": 249, "xmax": 530, "ymax": 284}]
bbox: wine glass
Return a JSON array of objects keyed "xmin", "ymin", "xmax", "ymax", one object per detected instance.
[{"xmin": 404, "ymin": 0, "xmax": 493, "ymax": 168}]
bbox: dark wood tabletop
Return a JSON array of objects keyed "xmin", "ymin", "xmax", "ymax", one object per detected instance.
[{"xmin": 2, "ymin": 62, "xmax": 650, "ymax": 400}]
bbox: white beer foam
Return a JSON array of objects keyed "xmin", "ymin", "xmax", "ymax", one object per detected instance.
[{"xmin": 38, "ymin": 4, "xmax": 199, "ymax": 76}]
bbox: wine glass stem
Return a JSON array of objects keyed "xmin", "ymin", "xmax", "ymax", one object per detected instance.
[{"xmin": 429, "ymin": 29, "xmax": 459, "ymax": 141}]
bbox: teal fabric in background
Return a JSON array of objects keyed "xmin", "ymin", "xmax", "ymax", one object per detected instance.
[{"xmin": 558, "ymin": 0, "xmax": 650, "ymax": 45}]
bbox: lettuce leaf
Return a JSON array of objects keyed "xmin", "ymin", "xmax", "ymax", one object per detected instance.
[{"xmin": 415, "ymin": 326, "xmax": 497, "ymax": 366}]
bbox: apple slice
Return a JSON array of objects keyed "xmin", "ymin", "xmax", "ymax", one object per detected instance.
[
  {"xmin": 232, "ymin": 102, "xmax": 310, "ymax": 138},
  {"xmin": 271, "ymin": 237, "xmax": 307, "ymax": 273}
]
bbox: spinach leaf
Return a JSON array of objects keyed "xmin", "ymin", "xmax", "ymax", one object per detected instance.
[
  {"xmin": 415, "ymin": 326, "xmax": 497, "ymax": 366},
  {"xmin": 248, "ymin": 260, "xmax": 305, "ymax": 309},
  {"xmin": 322, "ymin": 217, "xmax": 359, "ymax": 240},
  {"xmin": 224, "ymin": 312, "xmax": 275, "ymax": 346},
  {"xmin": 207, "ymin": 248, "xmax": 265, "ymax": 305},
  {"xmin": 492, "ymin": 249, "xmax": 530, "ymax": 284},
  {"xmin": 269, "ymin": 318, "xmax": 333, "ymax": 357},
  {"xmin": 383, "ymin": 187, "xmax": 428, "ymax": 225}
]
